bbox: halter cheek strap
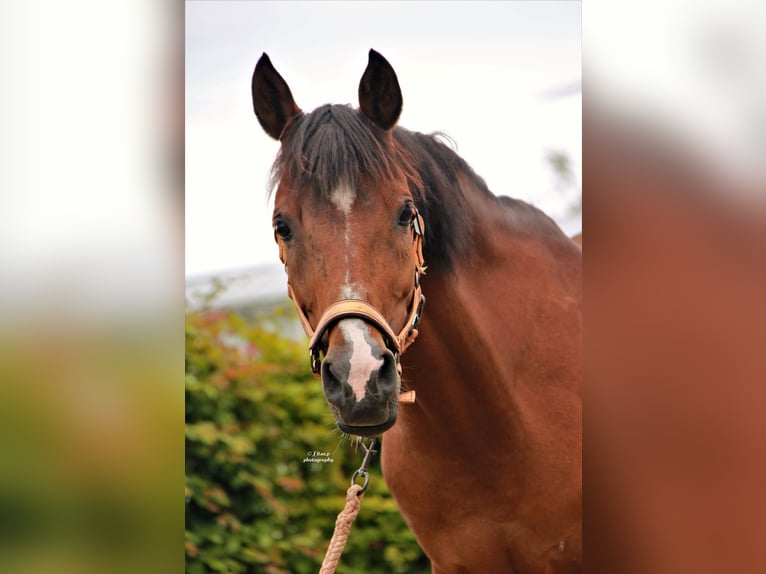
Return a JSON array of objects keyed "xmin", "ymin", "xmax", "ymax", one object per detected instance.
[{"xmin": 278, "ymin": 211, "xmax": 426, "ymax": 376}]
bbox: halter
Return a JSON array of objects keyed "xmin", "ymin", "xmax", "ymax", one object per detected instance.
[{"xmin": 277, "ymin": 211, "xmax": 426, "ymax": 375}]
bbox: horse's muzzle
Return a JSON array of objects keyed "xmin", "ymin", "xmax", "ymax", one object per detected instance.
[{"xmin": 320, "ymin": 318, "xmax": 400, "ymax": 435}]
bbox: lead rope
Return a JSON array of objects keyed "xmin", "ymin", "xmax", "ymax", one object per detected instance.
[{"xmin": 319, "ymin": 437, "xmax": 378, "ymax": 574}]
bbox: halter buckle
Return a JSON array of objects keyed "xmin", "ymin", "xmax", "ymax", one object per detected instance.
[
  {"xmin": 412, "ymin": 212, "xmax": 424, "ymax": 237},
  {"xmin": 310, "ymin": 347, "xmax": 321, "ymax": 374},
  {"xmin": 412, "ymin": 293, "xmax": 426, "ymax": 329}
]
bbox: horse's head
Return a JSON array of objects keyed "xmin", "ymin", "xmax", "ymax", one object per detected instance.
[{"xmin": 252, "ymin": 50, "xmax": 425, "ymax": 436}]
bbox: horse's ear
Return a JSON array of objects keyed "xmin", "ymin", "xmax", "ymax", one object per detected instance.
[
  {"xmin": 252, "ymin": 53, "xmax": 301, "ymax": 140},
  {"xmin": 358, "ymin": 49, "xmax": 402, "ymax": 131}
]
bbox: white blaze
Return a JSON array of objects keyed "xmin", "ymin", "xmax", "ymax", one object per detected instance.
[
  {"xmin": 341, "ymin": 319, "xmax": 383, "ymax": 402},
  {"xmin": 340, "ymin": 282, "xmax": 361, "ymax": 299},
  {"xmin": 330, "ymin": 184, "xmax": 361, "ymax": 300},
  {"xmin": 330, "ymin": 187, "xmax": 378, "ymax": 401},
  {"xmin": 330, "ymin": 183, "xmax": 355, "ymax": 215}
]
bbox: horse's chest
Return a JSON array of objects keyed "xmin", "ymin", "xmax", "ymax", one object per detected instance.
[
  {"xmin": 381, "ymin": 434, "xmax": 581, "ymax": 573},
  {"xmin": 380, "ymin": 438, "xmax": 508, "ymax": 569}
]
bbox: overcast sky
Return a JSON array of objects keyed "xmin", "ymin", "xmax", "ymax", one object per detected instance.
[{"xmin": 186, "ymin": 1, "xmax": 582, "ymax": 278}]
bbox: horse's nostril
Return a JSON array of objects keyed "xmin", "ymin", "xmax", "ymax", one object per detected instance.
[
  {"xmin": 325, "ymin": 360, "xmax": 338, "ymax": 380},
  {"xmin": 321, "ymin": 360, "xmax": 344, "ymax": 406},
  {"xmin": 377, "ymin": 351, "xmax": 399, "ymax": 395}
]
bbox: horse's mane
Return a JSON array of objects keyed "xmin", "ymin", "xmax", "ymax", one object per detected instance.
[{"xmin": 270, "ymin": 103, "xmax": 557, "ymax": 272}]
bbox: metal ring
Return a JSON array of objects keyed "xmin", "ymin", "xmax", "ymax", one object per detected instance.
[{"xmin": 351, "ymin": 470, "xmax": 370, "ymax": 493}]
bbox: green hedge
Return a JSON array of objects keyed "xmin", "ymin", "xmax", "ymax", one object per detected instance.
[{"xmin": 185, "ymin": 308, "xmax": 429, "ymax": 573}]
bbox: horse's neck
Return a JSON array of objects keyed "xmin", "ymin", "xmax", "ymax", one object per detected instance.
[
  {"xmin": 399, "ymin": 195, "xmax": 582, "ymax": 454},
  {"xmin": 385, "ymin": 185, "xmax": 582, "ymax": 570}
]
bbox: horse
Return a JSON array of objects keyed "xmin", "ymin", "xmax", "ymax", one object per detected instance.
[{"xmin": 252, "ymin": 49, "xmax": 582, "ymax": 574}]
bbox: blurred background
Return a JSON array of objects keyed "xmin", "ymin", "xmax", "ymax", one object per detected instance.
[
  {"xmin": 1, "ymin": 0, "xmax": 184, "ymax": 573},
  {"xmin": 584, "ymin": 1, "xmax": 766, "ymax": 572}
]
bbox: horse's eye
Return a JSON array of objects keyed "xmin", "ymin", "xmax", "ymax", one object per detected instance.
[
  {"xmin": 274, "ymin": 219, "xmax": 293, "ymax": 240},
  {"xmin": 398, "ymin": 203, "xmax": 416, "ymax": 227}
]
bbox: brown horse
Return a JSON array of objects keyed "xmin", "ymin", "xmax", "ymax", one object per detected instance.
[{"xmin": 252, "ymin": 50, "xmax": 581, "ymax": 574}]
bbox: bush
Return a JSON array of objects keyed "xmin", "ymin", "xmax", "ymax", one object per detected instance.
[{"xmin": 185, "ymin": 308, "xmax": 429, "ymax": 573}]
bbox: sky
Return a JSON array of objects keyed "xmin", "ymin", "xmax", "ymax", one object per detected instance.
[{"xmin": 185, "ymin": 1, "xmax": 582, "ymax": 278}]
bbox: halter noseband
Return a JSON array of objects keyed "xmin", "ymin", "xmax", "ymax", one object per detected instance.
[{"xmin": 278, "ymin": 211, "xmax": 426, "ymax": 375}]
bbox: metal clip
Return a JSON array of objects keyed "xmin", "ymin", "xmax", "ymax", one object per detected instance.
[{"xmin": 350, "ymin": 436, "xmax": 378, "ymax": 495}]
